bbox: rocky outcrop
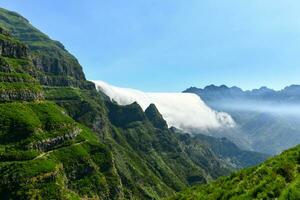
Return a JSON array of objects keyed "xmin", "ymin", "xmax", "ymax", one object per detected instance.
[
  {"xmin": 31, "ymin": 53, "xmax": 85, "ymax": 80},
  {"xmin": 107, "ymin": 102, "xmax": 147, "ymax": 127},
  {"xmin": 32, "ymin": 128, "xmax": 81, "ymax": 151},
  {"xmin": 145, "ymin": 103, "xmax": 168, "ymax": 129},
  {"xmin": 0, "ymin": 73, "xmax": 36, "ymax": 83},
  {"xmin": 0, "ymin": 89, "xmax": 43, "ymax": 101},
  {"xmin": 0, "ymin": 36, "xmax": 28, "ymax": 58},
  {"xmin": 0, "ymin": 28, "xmax": 43, "ymax": 102},
  {"xmin": 38, "ymin": 74, "xmax": 95, "ymax": 89}
]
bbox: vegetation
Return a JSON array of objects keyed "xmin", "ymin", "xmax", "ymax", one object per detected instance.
[
  {"xmin": 0, "ymin": 7, "xmax": 85, "ymax": 80},
  {"xmin": 0, "ymin": 6, "xmax": 274, "ymax": 200},
  {"xmin": 171, "ymin": 144, "xmax": 300, "ymax": 200}
]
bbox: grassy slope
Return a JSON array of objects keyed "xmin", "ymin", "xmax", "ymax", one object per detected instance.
[
  {"xmin": 0, "ymin": 7, "xmax": 269, "ymax": 200},
  {"xmin": 0, "ymin": 28, "xmax": 122, "ymax": 199},
  {"xmin": 0, "ymin": 7, "xmax": 85, "ymax": 80},
  {"xmin": 171, "ymin": 144, "xmax": 300, "ymax": 200}
]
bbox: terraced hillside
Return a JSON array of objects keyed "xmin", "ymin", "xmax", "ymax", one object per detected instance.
[{"xmin": 0, "ymin": 7, "xmax": 267, "ymax": 199}]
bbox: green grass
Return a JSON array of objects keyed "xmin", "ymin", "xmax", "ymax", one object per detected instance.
[
  {"xmin": 0, "ymin": 82, "xmax": 41, "ymax": 91},
  {"xmin": 2, "ymin": 56, "xmax": 35, "ymax": 72},
  {"xmin": 0, "ymin": 7, "xmax": 86, "ymax": 80},
  {"xmin": 0, "ymin": 102, "xmax": 82, "ymax": 159},
  {"xmin": 0, "ymin": 72, "xmax": 36, "ymax": 82},
  {"xmin": 44, "ymin": 87, "xmax": 82, "ymax": 100},
  {"xmin": 171, "ymin": 145, "xmax": 300, "ymax": 200},
  {"xmin": 0, "ymin": 7, "xmax": 275, "ymax": 200},
  {"xmin": 0, "ymin": 32, "xmax": 23, "ymax": 45},
  {"xmin": 0, "ymin": 99, "xmax": 119, "ymax": 199}
]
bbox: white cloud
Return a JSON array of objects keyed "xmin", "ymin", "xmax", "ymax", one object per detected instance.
[{"xmin": 93, "ymin": 80, "xmax": 235, "ymax": 131}]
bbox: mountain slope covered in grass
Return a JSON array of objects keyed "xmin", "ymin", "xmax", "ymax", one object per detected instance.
[
  {"xmin": 0, "ymin": 7, "xmax": 267, "ymax": 199},
  {"xmin": 171, "ymin": 144, "xmax": 300, "ymax": 200}
]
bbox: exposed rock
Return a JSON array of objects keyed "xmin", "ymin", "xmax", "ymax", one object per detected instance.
[
  {"xmin": 38, "ymin": 74, "xmax": 95, "ymax": 89},
  {"xmin": 107, "ymin": 101, "xmax": 147, "ymax": 127},
  {"xmin": 0, "ymin": 74, "xmax": 36, "ymax": 83},
  {"xmin": 0, "ymin": 89, "xmax": 43, "ymax": 101},
  {"xmin": 32, "ymin": 128, "xmax": 81, "ymax": 151},
  {"xmin": 31, "ymin": 54, "xmax": 85, "ymax": 80},
  {"xmin": 0, "ymin": 37, "xmax": 28, "ymax": 58},
  {"xmin": 145, "ymin": 103, "xmax": 168, "ymax": 129}
]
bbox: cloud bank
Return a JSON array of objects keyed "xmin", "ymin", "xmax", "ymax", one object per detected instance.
[{"xmin": 93, "ymin": 81, "xmax": 235, "ymax": 131}]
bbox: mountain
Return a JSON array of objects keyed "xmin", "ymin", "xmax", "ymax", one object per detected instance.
[
  {"xmin": 171, "ymin": 144, "xmax": 300, "ymax": 200},
  {"xmin": 0, "ymin": 8, "xmax": 267, "ymax": 199},
  {"xmin": 184, "ymin": 85, "xmax": 300, "ymax": 154},
  {"xmin": 184, "ymin": 84, "xmax": 300, "ymax": 103},
  {"xmin": 145, "ymin": 103, "xmax": 168, "ymax": 129},
  {"xmin": 170, "ymin": 128, "xmax": 268, "ymax": 170},
  {"xmin": 93, "ymin": 80, "xmax": 236, "ymax": 132}
]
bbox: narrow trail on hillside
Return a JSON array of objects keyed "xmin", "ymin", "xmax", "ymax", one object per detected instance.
[
  {"xmin": 33, "ymin": 140, "xmax": 87, "ymax": 160},
  {"xmin": 1, "ymin": 140, "xmax": 87, "ymax": 164}
]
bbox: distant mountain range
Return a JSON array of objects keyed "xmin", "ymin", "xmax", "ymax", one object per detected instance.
[
  {"xmin": 0, "ymin": 6, "xmax": 298, "ymax": 200},
  {"xmin": 184, "ymin": 85, "xmax": 300, "ymax": 155},
  {"xmin": 185, "ymin": 84, "xmax": 300, "ymax": 104},
  {"xmin": 0, "ymin": 7, "xmax": 268, "ymax": 199}
]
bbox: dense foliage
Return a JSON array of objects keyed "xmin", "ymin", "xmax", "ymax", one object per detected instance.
[
  {"xmin": 172, "ymin": 144, "xmax": 300, "ymax": 200},
  {"xmin": 0, "ymin": 7, "xmax": 269, "ymax": 199}
]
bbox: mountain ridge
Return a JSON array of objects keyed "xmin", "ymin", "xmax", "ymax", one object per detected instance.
[
  {"xmin": 0, "ymin": 7, "xmax": 268, "ymax": 199},
  {"xmin": 184, "ymin": 84, "xmax": 300, "ymax": 93},
  {"xmin": 184, "ymin": 84, "xmax": 300, "ymax": 103},
  {"xmin": 184, "ymin": 84, "xmax": 300, "ymax": 155}
]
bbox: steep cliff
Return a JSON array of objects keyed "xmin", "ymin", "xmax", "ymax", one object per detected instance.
[{"xmin": 0, "ymin": 7, "xmax": 267, "ymax": 200}]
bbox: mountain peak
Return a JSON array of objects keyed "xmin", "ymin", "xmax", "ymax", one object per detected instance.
[
  {"xmin": 204, "ymin": 84, "xmax": 227, "ymax": 90},
  {"xmin": 145, "ymin": 103, "xmax": 168, "ymax": 129},
  {"xmin": 282, "ymin": 84, "xmax": 300, "ymax": 92}
]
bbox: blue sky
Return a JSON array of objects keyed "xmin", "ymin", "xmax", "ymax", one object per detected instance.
[{"xmin": 1, "ymin": 0, "xmax": 300, "ymax": 92}]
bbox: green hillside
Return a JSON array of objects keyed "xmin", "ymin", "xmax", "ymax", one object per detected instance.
[
  {"xmin": 0, "ymin": 7, "xmax": 267, "ymax": 199},
  {"xmin": 171, "ymin": 144, "xmax": 300, "ymax": 200}
]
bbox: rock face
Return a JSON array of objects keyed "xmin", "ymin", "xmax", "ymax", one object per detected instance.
[
  {"xmin": 0, "ymin": 7, "xmax": 269, "ymax": 200},
  {"xmin": 107, "ymin": 101, "xmax": 147, "ymax": 127},
  {"xmin": 145, "ymin": 103, "xmax": 168, "ymax": 129},
  {"xmin": 0, "ymin": 27, "xmax": 28, "ymax": 58},
  {"xmin": 38, "ymin": 74, "xmax": 95, "ymax": 89},
  {"xmin": 31, "ymin": 54, "xmax": 84, "ymax": 80},
  {"xmin": 0, "ymin": 89, "xmax": 43, "ymax": 101},
  {"xmin": 0, "ymin": 28, "xmax": 43, "ymax": 102},
  {"xmin": 0, "ymin": 37, "xmax": 27, "ymax": 58},
  {"xmin": 0, "ymin": 8, "xmax": 86, "ymax": 81},
  {"xmin": 32, "ymin": 128, "xmax": 81, "ymax": 151}
]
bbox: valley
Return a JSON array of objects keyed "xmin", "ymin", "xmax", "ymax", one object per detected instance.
[{"xmin": 0, "ymin": 5, "xmax": 298, "ymax": 200}]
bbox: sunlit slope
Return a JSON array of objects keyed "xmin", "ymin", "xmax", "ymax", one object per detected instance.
[
  {"xmin": 0, "ymin": 8, "xmax": 224, "ymax": 199},
  {"xmin": 0, "ymin": 7, "xmax": 268, "ymax": 199},
  {"xmin": 0, "ymin": 23, "xmax": 121, "ymax": 199},
  {"xmin": 172, "ymin": 144, "xmax": 300, "ymax": 200}
]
